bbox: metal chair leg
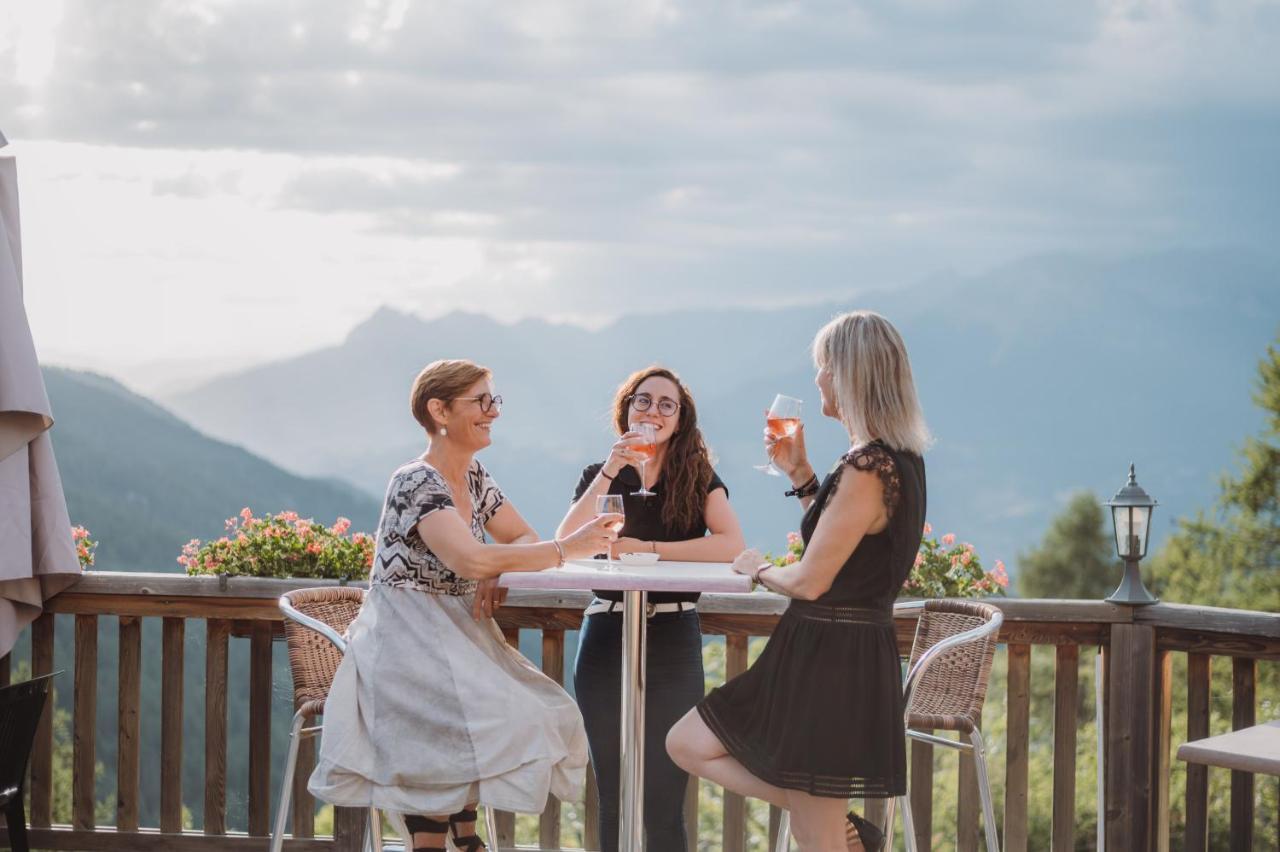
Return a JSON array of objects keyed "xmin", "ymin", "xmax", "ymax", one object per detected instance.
[
  {"xmin": 882, "ymin": 795, "xmax": 897, "ymax": 851},
  {"xmin": 484, "ymin": 805, "xmax": 500, "ymax": 851},
  {"xmin": 270, "ymin": 710, "xmax": 308, "ymax": 852},
  {"xmin": 365, "ymin": 806, "xmax": 383, "ymax": 852},
  {"xmin": 771, "ymin": 808, "xmax": 791, "ymax": 852},
  {"xmin": 968, "ymin": 729, "xmax": 1000, "ymax": 852},
  {"xmin": 4, "ymin": 795, "xmax": 30, "ymax": 852},
  {"xmin": 899, "ymin": 794, "xmax": 916, "ymax": 852}
]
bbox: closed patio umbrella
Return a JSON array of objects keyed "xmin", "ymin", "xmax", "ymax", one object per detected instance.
[{"xmin": 0, "ymin": 137, "xmax": 81, "ymax": 658}]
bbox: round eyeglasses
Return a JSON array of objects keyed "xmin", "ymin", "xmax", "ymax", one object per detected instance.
[
  {"xmin": 454, "ymin": 393, "xmax": 503, "ymax": 413},
  {"xmin": 628, "ymin": 393, "xmax": 679, "ymax": 417}
]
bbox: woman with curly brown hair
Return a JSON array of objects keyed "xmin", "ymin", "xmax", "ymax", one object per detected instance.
[{"xmin": 556, "ymin": 365, "xmax": 745, "ymax": 852}]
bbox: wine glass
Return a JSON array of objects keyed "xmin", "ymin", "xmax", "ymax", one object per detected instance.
[
  {"xmin": 595, "ymin": 494, "xmax": 625, "ymax": 569},
  {"xmin": 630, "ymin": 422, "xmax": 658, "ymax": 497},
  {"xmin": 754, "ymin": 394, "xmax": 802, "ymax": 476}
]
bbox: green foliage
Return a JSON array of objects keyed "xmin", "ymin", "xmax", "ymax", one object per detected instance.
[
  {"xmin": 180, "ymin": 509, "xmax": 374, "ymax": 580},
  {"xmin": 1149, "ymin": 331, "xmax": 1279, "ymax": 610},
  {"xmin": 1016, "ymin": 492, "xmax": 1119, "ymax": 599}
]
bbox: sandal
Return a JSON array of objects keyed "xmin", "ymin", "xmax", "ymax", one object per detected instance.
[
  {"xmin": 448, "ymin": 807, "xmax": 488, "ymax": 852},
  {"xmin": 403, "ymin": 815, "xmax": 451, "ymax": 852},
  {"xmin": 846, "ymin": 810, "xmax": 886, "ymax": 851}
]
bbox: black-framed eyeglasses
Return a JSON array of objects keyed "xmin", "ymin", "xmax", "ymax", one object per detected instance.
[
  {"xmin": 628, "ymin": 393, "xmax": 679, "ymax": 416},
  {"xmin": 454, "ymin": 393, "xmax": 503, "ymax": 413}
]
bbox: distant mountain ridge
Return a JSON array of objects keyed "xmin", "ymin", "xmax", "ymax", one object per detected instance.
[
  {"xmin": 45, "ymin": 367, "xmax": 381, "ymax": 572},
  {"xmin": 162, "ymin": 250, "xmax": 1280, "ymax": 579}
]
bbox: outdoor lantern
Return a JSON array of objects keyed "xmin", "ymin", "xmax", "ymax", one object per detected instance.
[{"xmin": 1105, "ymin": 463, "xmax": 1159, "ymax": 605}]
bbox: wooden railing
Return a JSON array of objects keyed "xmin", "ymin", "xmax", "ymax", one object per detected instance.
[{"xmin": 0, "ymin": 571, "xmax": 1276, "ymax": 851}]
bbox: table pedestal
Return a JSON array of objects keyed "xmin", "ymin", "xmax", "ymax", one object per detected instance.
[{"xmin": 618, "ymin": 589, "xmax": 647, "ymax": 852}]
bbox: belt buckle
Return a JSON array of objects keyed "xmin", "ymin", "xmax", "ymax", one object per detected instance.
[{"xmin": 646, "ymin": 602, "xmax": 656, "ymax": 617}]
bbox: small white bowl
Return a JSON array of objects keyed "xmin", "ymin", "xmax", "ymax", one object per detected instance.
[{"xmin": 618, "ymin": 551, "xmax": 660, "ymax": 566}]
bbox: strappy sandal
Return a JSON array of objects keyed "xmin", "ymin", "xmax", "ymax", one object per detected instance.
[
  {"xmin": 403, "ymin": 815, "xmax": 451, "ymax": 852},
  {"xmin": 846, "ymin": 810, "xmax": 886, "ymax": 851},
  {"xmin": 448, "ymin": 808, "xmax": 488, "ymax": 852}
]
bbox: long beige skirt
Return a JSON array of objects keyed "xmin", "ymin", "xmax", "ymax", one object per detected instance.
[{"xmin": 308, "ymin": 584, "xmax": 587, "ymax": 815}]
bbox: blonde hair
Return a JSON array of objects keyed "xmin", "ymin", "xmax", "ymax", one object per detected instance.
[
  {"xmin": 410, "ymin": 359, "xmax": 492, "ymax": 434},
  {"xmin": 812, "ymin": 310, "xmax": 931, "ymax": 455}
]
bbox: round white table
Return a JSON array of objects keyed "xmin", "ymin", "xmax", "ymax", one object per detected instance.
[{"xmin": 500, "ymin": 559, "xmax": 753, "ymax": 852}]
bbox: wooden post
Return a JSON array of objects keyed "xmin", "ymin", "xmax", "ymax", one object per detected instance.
[
  {"xmin": 1051, "ymin": 644, "xmax": 1079, "ymax": 852},
  {"xmin": 333, "ymin": 806, "xmax": 367, "ymax": 852},
  {"xmin": 248, "ymin": 621, "xmax": 274, "ymax": 836},
  {"xmin": 204, "ymin": 619, "xmax": 230, "ymax": 835},
  {"xmin": 494, "ymin": 626, "xmax": 520, "ymax": 849},
  {"xmin": 1183, "ymin": 654, "xmax": 1211, "ymax": 852},
  {"xmin": 1104, "ymin": 622, "xmax": 1155, "ymax": 852},
  {"xmin": 29, "ymin": 612, "xmax": 55, "ymax": 827},
  {"xmin": 1004, "ymin": 643, "xmax": 1031, "ymax": 852},
  {"xmin": 1230, "ymin": 657, "xmax": 1256, "ymax": 852},
  {"xmin": 72, "ymin": 614, "xmax": 98, "ymax": 830},
  {"xmin": 116, "ymin": 616, "xmax": 142, "ymax": 832},
  {"xmin": 722, "ymin": 635, "xmax": 748, "ymax": 852},
  {"xmin": 1152, "ymin": 650, "xmax": 1172, "ymax": 852},
  {"xmin": 160, "ymin": 617, "xmax": 185, "ymax": 833},
  {"xmin": 910, "ymin": 738, "xmax": 934, "ymax": 851},
  {"xmin": 540, "ymin": 630, "xmax": 565, "ymax": 851}
]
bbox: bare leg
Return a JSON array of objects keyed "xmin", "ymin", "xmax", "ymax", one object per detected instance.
[
  {"xmin": 665, "ymin": 709, "xmax": 792, "ymax": 809},
  {"xmin": 787, "ymin": 790, "xmax": 853, "ymax": 852}
]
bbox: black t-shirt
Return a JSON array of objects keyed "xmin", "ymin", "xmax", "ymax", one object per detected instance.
[{"xmin": 571, "ymin": 461, "xmax": 729, "ymax": 604}]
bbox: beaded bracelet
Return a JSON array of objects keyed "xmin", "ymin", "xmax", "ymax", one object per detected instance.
[{"xmin": 784, "ymin": 474, "xmax": 820, "ymax": 499}]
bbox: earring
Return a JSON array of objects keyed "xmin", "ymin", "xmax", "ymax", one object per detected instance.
[{"xmin": 440, "ymin": 426, "xmax": 448, "ymax": 437}]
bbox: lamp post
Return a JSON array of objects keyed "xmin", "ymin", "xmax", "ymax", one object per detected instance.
[{"xmin": 1105, "ymin": 463, "xmax": 1159, "ymax": 606}]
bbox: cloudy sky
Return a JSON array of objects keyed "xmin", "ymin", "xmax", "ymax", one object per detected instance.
[{"xmin": 2, "ymin": 0, "xmax": 1277, "ymax": 383}]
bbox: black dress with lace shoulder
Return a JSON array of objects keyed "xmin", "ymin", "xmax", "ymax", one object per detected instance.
[{"xmin": 697, "ymin": 441, "xmax": 926, "ymax": 799}]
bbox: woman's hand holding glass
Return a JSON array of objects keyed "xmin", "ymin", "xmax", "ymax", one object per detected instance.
[
  {"xmin": 560, "ymin": 512, "xmax": 622, "ymax": 561},
  {"xmin": 762, "ymin": 410, "xmax": 813, "ymax": 484},
  {"xmin": 602, "ymin": 431, "xmax": 648, "ymax": 479}
]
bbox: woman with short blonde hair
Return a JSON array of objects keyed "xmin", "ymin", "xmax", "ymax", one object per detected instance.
[{"xmin": 667, "ymin": 311, "xmax": 929, "ymax": 851}]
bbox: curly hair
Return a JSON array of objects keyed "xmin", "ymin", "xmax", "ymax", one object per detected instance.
[{"xmin": 611, "ymin": 366, "xmax": 714, "ymax": 531}]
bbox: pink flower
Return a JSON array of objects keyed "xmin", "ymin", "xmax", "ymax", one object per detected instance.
[
  {"xmin": 296, "ymin": 522, "xmax": 312, "ymax": 537},
  {"xmin": 963, "ymin": 542, "xmax": 974, "ymax": 553},
  {"xmin": 941, "ymin": 533, "xmax": 955, "ymax": 547},
  {"xmin": 960, "ymin": 551, "xmax": 972, "ymax": 565},
  {"xmin": 784, "ymin": 552, "xmax": 799, "ymax": 565},
  {"xmin": 950, "ymin": 555, "xmax": 960, "ymax": 567},
  {"xmin": 279, "ymin": 511, "xmax": 299, "ymax": 522},
  {"xmin": 225, "ymin": 518, "xmax": 237, "ymax": 530},
  {"xmin": 72, "ymin": 525, "xmax": 89, "ymax": 541},
  {"xmin": 786, "ymin": 531, "xmax": 802, "ymax": 545},
  {"xmin": 237, "ymin": 533, "xmax": 248, "ymax": 543},
  {"xmin": 922, "ymin": 522, "xmax": 932, "ymax": 535},
  {"xmin": 913, "ymin": 552, "xmax": 924, "ymax": 568},
  {"xmin": 333, "ymin": 518, "xmax": 352, "ymax": 536},
  {"xmin": 992, "ymin": 561, "xmax": 1009, "ymax": 588},
  {"xmin": 240, "ymin": 507, "xmax": 253, "ymax": 522},
  {"xmin": 307, "ymin": 542, "xmax": 323, "ymax": 554}
]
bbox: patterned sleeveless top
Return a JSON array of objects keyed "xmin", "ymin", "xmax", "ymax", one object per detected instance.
[{"xmin": 371, "ymin": 458, "xmax": 505, "ymax": 595}]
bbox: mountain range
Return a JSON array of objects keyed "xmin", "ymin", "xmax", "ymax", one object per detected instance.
[
  {"xmin": 45, "ymin": 367, "xmax": 381, "ymax": 572},
  {"xmin": 158, "ymin": 250, "xmax": 1280, "ymax": 577}
]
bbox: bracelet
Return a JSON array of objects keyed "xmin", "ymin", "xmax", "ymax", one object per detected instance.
[
  {"xmin": 551, "ymin": 538, "xmax": 565, "ymax": 567},
  {"xmin": 751, "ymin": 563, "xmax": 770, "ymax": 587},
  {"xmin": 600, "ymin": 469, "xmax": 616, "ymax": 481},
  {"xmin": 784, "ymin": 474, "xmax": 820, "ymax": 498}
]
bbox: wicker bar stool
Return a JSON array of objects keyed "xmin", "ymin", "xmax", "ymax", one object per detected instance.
[
  {"xmin": 888, "ymin": 598, "xmax": 1003, "ymax": 852},
  {"xmin": 270, "ymin": 586, "xmax": 367, "ymax": 852},
  {"xmin": 772, "ymin": 599, "xmax": 1003, "ymax": 852}
]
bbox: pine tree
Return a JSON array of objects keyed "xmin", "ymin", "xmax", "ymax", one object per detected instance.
[{"xmin": 1016, "ymin": 491, "xmax": 1119, "ymax": 599}]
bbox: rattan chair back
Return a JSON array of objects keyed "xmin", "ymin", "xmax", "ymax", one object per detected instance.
[
  {"xmin": 280, "ymin": 587, "xmax": 365, "ymax": 716},
  {"xmin": 904, "ymin": 599, "xmax": 1001, "ymax": 733}
]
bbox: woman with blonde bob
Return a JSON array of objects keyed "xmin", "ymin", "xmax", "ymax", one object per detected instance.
[
  {"xmin": 311, "ymin": 359, "xmax": 619, "ymax": 852},
  {"xmin": 666, "ymin": 311, "xmax": 930, "ymax": 851}
]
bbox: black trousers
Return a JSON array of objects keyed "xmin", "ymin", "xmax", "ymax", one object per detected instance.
[{"xmin": 573, "ymin": 609, "xmax": 705, "ymax": 852}]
